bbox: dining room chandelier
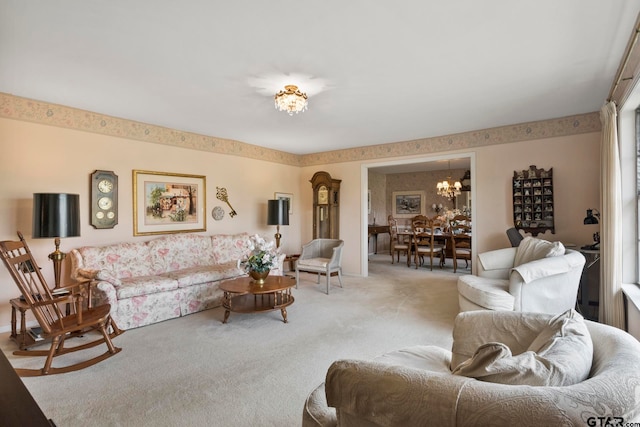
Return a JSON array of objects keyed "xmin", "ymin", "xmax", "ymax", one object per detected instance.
[
  {"xmin": 274, "ymin": 85, "xmax": 308, "ymax": 115},
  {"xmin": 437, "ymin": 178, "xmax": 462, "ymax": 200}
]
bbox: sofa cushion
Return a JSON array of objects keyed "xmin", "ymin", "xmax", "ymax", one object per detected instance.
[
  {"xmin": 452, "ymin": 309, "xmax": 592, "ymax": 386},
  {"xmin": 513, "ymin": 237, "xmax": 565, "ymax": 267},
  {"xmin": 148, "ymin": 234, "xmax": 216, "ymax": 274},
  {"xmin": 211, "ymin": 233, "xmax": 252, "ymax": 264},
  {"xmin": 457, "ymin": 275, "xmax": 514, "ymax": 311},
  {"xmin": 116, "ymin": 275, "xmax": 179, "ymax": 299},
  {"xmin": 162, "ymin": 262, "xmax": 244, "ymax": 288},
  {"xmin": 75, "ymin": 242, "xmax": 154, "ymax": 279}
]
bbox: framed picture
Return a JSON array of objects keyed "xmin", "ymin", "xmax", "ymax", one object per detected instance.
[
  {"xmin": 367, "ymin": 190, "xmax": 372, "ymax": 214},
  {"xmin": 392, "ymin": 191, "xmax": 425, "ymax": 218},
  {"xmin": 274, "ymin": 192, "xmax": 293, "ymax": 215},
  {"xmin": 133, "ymin": 170, "xmax": 206, "ymax": 236}
]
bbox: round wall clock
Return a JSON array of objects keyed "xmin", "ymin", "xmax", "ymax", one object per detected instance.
[{"xmin": 91, "ymin": 170, "xmax": 118, "ymax": 229}]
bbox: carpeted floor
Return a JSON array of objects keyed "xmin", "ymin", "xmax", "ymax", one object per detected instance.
[{"xmin": 0, "ymin": 254, "xmax": 465, "ymax": 427}]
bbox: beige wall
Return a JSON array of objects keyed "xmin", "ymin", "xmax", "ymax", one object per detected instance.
[
  {"xmin": 300, "ymin": 132, "xmax": 600, "ymax": 277},
  {"xmin": 0, "ymin": 114, "xmax": 601, "ymax": 331},
  {"xmin": 0, "ymin": 118, "xmax": 303, "ymax": 330}
]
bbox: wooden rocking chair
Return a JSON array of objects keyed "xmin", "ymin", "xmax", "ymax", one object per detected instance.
[{"xmin": 0, "ymin": 232, "xmax": 123, "ymax": 376}]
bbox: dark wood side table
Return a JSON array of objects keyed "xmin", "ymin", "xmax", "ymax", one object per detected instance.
[
  {"xmin": 9, "ymin": 297, "xmax": 42, "ymax": 351},
  {"xmin": 368, "ymin": 225, "xmax": 390, "ymax": 254}
]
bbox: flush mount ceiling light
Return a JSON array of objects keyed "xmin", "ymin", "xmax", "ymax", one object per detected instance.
[{"xmin": 274, "ymin": 85, "xmax": 308, "ymax": 115}]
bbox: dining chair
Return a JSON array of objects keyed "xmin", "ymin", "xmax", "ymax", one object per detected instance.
[
  {"xmin": 0, "ymin": 231, "xmax": 123, "ymax": 376},
  {"xmin": 411, "ymin": 217, "xmax": 444, "ymax": 270},
  {"xmin": 450, "ymin": 222, "xmax": 472, "ymax": 273},
  {"xmin": 388, "ymin": 215, "xmax": 410, "ymax": 264}
]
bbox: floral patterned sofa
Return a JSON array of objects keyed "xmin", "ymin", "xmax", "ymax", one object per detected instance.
[{"xmin": 70, "ymin": 233, "xmax": 284, "ymax": 330}]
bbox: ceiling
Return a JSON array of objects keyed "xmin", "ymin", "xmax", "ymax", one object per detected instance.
[{"xmin": 1, "ymin": 1, "xmax": 639, "ymax": 156}]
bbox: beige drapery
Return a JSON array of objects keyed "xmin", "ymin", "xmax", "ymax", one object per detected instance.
[{"xmin": 599, "ymin": 101, "xmax": 625, "ymax": 329}]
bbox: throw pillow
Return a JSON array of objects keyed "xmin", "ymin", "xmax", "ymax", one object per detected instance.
[
  {"xmin": 452, "ymin": 309, "xmax": 592, "ymax": 386},
  {"xmin": 513, "ymin": 236, "xmax": 565, "ymax": 267}
]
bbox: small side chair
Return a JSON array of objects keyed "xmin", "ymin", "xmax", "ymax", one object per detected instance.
[{"xmin": 295, "ymin": 239, "xmax": 344, "ymax": 294}]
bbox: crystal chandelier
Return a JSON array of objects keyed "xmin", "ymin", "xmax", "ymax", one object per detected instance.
[
  {"xmin": 274, "ymin": 85, "xmax": 308, "ymax": 115},
  {"xmin": 437, "ymin": 178, "xmax": 462, "ymax": 200},
  {"xmin": 436, "ymin": 161, "xmax": 462, "ymax": 200}
]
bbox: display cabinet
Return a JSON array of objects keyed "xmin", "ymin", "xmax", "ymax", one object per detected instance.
[
  {"xmin": 512, "ymin": 165, "xmax": 554, "ymax": 236},
  {"xmin": 310, "ymin": 171, "xmax": 341, "ymax": 239}
]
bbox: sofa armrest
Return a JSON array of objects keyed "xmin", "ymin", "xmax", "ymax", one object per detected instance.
[
  {"xmin": 325, "ymin": 359, "xmax": 471, "ymax": 427},
  {"xmin": 93, "ymin": 281, "xmax": 119, "ymax": 307},
  {"xmin": 477, "ymin": 247, "xmax": 516, "ymax": 280}
]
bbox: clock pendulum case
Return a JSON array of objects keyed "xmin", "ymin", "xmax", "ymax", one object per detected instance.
[
  {"xmin": 91, "ymin": 170, "xmax": 118, "ymax": 229},
  {"xmin": 310, "ymin": 171, "xmax": 341, "ymax": 239}
]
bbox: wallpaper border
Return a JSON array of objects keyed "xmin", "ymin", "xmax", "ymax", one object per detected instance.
[{"xmin": 0, "ymin": 92, "xmax": 600, "ymax": 167}]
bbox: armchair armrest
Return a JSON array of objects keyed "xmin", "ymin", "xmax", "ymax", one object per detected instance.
[
  {"xmin": 510, "ymin": 250, "xmax": 585, "ymax": 284},
  {"xmin": 299, "ymin": 241, "xmax": 319, "ymax": 260},
  {"xmin": 325, "ymin": 359, "xmax": 470, "ymax": 426},
  {"xmin": 477, "ymin": 247, "xmax": 516, "ymax": 280},
  {"xmin": 326, "ymin": 243, "xmax": 343, "ymax": 269}
]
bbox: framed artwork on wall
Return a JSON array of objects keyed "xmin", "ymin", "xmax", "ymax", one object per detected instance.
[
  {"xmin": 133, "ymin": 170, "xmax": 206, "ymax": 236},
  {"xmin": 367, "ymin": 190, "xmax": 372, "ymax": 214},
  {"xmin": 274, "ymin": 192, "xmax": 293, "ymax": 215},
  {"xmin": 392, "ymin": 191, "xmax": 425, "ymax": 218}
]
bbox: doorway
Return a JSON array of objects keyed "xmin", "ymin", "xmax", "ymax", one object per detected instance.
[{"xmin": 361, "ymin": 153, "xmax": 476, "ymax": 277}]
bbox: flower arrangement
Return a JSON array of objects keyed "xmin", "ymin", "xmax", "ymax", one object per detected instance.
[{"xmin": 240, "ymin": 234, "xmax": 278, "ymax": 273}]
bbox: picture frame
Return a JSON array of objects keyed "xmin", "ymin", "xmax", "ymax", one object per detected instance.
[
  {"xmin": 392, "ymin": 190, "xmax": 425, "ymax": 218},
  {"xmin": 367, "ymin": 190, "xmax": 372, "ymax": 214},
  {"xmin": 133, "ymin": 170, "xmax": 206, "ymax": 236},
  {"xmin": 274, "ymin": 192, "xmax": 293, "ymax": 215}
]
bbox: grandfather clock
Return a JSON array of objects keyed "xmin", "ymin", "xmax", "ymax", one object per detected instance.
[{"xmin": 310, "ymin": 171, "xmax": 341, "ymax": 239}]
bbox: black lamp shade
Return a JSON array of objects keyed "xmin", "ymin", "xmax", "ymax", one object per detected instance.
[
  {"xmin": 33, "ymin": 193, "xmax": 81, "ymax": 238},
  {"xmin": 267, "ymin": 199, "xmax": 289, "ymax": 226}
]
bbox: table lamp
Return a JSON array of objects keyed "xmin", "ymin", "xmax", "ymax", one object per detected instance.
[
  {"xmin": 583, "ymin": 209, "xmax": 600, "ymax": 225},
  {"xmin": 32, "ymin": 193, "xmax": 81, "ymax": 289},
  {"xmin": 267, "ymin": 199, "xmax": 289, "ymax": 249}
]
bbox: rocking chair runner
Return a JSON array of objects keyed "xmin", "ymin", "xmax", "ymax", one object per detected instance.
[{"xmin": 0, "ymin": 232, "xmax": 123, "ymax": 376}]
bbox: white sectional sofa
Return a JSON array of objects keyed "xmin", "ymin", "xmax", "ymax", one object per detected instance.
[{"xmin": 70, "ymin": 233, "xmax": 284, "ymax": 330}]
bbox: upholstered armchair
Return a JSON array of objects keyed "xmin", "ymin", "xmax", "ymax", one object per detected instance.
[
  {"xmin": 457, "ymin": 237, "xmax": 585, "ymax": 314},
  {"xmin": 296, "ymin": 239, "xmax": 344, "ymax": 294},
  {"xmin": 303, "ymin": 310, "xmax": 640, "ymax": 426}
]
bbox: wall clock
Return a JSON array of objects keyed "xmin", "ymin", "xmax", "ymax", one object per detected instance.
[{"xmin": 91, "ymin": 170, "xmax": 118, "ymax": 229}]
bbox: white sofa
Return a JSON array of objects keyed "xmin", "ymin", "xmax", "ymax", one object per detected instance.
[
  {"xmin": 303, "ymin": 310, "xmax": 640, "ymax": 426},
  {"xmin": 70, "ymin": 233, "xmax": 284, "ymax": 330},
  {"xmin": 457, "ymin": 237, "xmax": 585, "ymax": 314}
]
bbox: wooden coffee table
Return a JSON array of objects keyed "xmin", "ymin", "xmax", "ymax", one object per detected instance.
[{"xmin": 220, "ymin": 275, "xmax": 296, "ymax": 323}]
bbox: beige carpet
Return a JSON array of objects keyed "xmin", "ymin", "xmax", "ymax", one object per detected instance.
[{"xmin": 0, "ymin": 254, "xmax": 464, "ymax": 427}]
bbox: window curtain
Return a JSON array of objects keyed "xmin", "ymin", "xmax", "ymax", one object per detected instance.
[{"xmin": 599, "ymin": 101, "xmax": 625, "ymax": 329}]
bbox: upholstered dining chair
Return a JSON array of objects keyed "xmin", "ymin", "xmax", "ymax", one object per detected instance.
[
  {"xmin": 0, "ymin": 232, "xmax": 123, "ymax": 376},
  {"xmin": 450, "ymin": 222, "xmax": 472, "ymax": 273},
  {"xmin": 411, "ymin": 216, "xmax": 444, "ymax": 270},
  {"xmin": 388, "ymin": 215, "xmax": 410, "ymax": 264}
]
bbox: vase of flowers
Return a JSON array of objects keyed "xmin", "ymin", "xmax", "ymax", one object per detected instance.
[{"xmin": 240, "ymin": 235, "xmax": 278, "ymax": 285}]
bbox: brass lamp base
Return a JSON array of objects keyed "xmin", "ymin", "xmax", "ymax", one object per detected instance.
[
  {"xmin": 274, "ymin": 225, "xmax": 282, "ymax": 249},
  {"xmin": 48, "ymin": 237, "xmax": 66, "ymax": 289}
]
